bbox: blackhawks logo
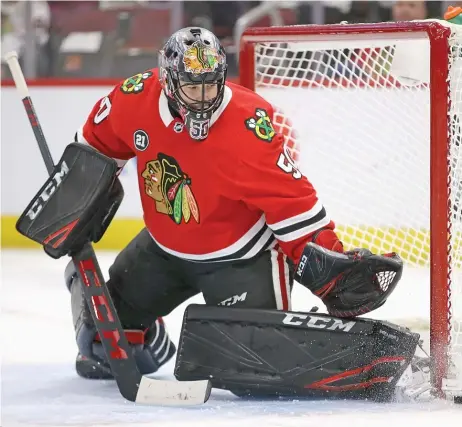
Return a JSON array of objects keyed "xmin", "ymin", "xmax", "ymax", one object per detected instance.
[
  {"xmin": 120, "ymin": 71, "xmax": 153, "ymax": 94},
  {"xmin": 142, "ymin": 153, "xmax": 199, "ymax": 224},
  {"xmin": 183, "ymin": 42, "xmax": 222, "ymax": 75},
  {"xmin": 245, "ymin": 108, "xmax": 276, "ymax": 142}
]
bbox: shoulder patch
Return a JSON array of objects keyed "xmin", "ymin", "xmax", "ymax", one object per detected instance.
[
  {"xmin": 120, "ymin": 71, "xmax": 153, "ymax": 94},
  {"xmin": 244, "ymin": 108, "xmax": 276, "ymax": 142}
]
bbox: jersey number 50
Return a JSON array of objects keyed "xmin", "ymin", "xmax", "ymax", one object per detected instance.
[
  {"xmin": 277, "ymin": 147, "xmax": 302, "ymax": 180},
  {"xmin": 189, "ymin": 119, "xmax": 209, "ymax": 139},
  {"xmin": 94, "ymin": 96, "xmax": 112, "ymax": 124}
]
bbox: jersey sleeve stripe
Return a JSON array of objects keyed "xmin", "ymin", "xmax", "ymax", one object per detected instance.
[
  {"xmin": 272, "ymin": 207, "xmax": 328, "ymax": 237},
  {"xmin": 267, "ymin": 200, "xmax": 324, "ymax": 231},
  {"xmin": 274, "ymin": 215, "xmax": 332, "ymax": 242}
]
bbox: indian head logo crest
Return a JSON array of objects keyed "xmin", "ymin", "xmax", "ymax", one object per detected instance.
[
  {"xmin": 183, "ymin": 42, "xmax": 223, "ymax": 75},
  {"xmin": 142, "ymin": 153, "xmax": 199, "ymax": 224}
]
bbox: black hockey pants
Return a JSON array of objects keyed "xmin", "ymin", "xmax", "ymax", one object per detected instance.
[{"xmin": 107, "ymin": 228, "xmax": 294, "ymax": 328}]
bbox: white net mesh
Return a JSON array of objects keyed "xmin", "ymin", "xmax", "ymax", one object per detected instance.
[
  {"xmin": 250, "ymin": 21, "xmax": 462, "ymax": 395},
  {"xmin": 448, "ymin": 31, "xmax": 462, "ymax": 390}
]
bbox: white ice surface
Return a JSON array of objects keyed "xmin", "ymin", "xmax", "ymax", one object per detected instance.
[{"xmin": 2, "ymin": 249, "xmax": 461, "ymax": 427}]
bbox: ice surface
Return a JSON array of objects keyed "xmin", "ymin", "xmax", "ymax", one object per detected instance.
[{"xmin": 2, "ymin": 249, "xmax": 461, "ymax": 427}]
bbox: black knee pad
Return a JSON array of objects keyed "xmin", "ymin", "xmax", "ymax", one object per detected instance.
[
  {"xmin": 76, "ymin": 319, "xmax": 177, "ymax": 379},
  {"xmin": 64, "ymin": 259, "xmax": 77, "ymax": 292},
  {"xmin": 65, "ymin": 260, "xmax": 97, "ymax": 360},
  {"xmin": 134, "ymin": 319, "xmax": 177, "ymax": 374},
  {"xmin": 64, "ymin": 260, "xmax": 176, "ymax": 377},
  {"xmin": 65, "ymin": 259, "xmax": 94, "ymax": 334}
]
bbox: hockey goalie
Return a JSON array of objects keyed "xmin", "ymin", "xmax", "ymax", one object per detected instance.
[{"xmin": 16, "ymin": 26, "xmax": 427, "ymax": 402}]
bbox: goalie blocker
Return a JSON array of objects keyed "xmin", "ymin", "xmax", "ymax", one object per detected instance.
[
  {"xmin": 16, "ymin": 143, "xmax": 123, "ymax": 258},
  {"xmin": 175, "ymin": 304, "xmax": 420, "ymax": 401}
]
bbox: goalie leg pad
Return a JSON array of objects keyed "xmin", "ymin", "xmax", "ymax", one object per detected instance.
[{"xmin": 174, "ymin": 304, "xmax": 420, "ymax": 401}]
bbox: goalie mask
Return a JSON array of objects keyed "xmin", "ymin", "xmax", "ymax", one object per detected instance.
[{"xmin": 159, "ymin": 27, "xmax": 227, "ymax": 140}]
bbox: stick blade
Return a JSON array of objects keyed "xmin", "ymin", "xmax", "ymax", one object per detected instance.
[{"xmin": 136, "ymin": 377, "xmax": 211, "ymax": 406}]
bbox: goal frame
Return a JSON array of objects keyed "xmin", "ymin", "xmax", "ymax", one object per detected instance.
[{"xmin": 239, "ymin": 21, "xmax": 452, "ymax": 396}]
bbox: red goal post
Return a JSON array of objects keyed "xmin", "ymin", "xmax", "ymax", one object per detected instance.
[{"xmin": 239, "ymin": 21, "xmax": 462, "ymax": 399}]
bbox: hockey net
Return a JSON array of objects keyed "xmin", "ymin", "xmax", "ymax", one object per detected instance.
[{"xmin": 240, "ymin": 21, "xmax": 462, "ymax": 399}]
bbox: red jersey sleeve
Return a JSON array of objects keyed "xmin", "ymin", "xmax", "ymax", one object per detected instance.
[
  {"xmin": 233, "ymin": 108, "xmax": 341, "ymax": 263},
  {"xmin": 75, "ymin": 85, "xmax": 135, "ymax": 167}
]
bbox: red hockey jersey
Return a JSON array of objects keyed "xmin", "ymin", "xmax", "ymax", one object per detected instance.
[{"xmin": 77, "ymin": 69, "xmax": 338, "ymax": 263}]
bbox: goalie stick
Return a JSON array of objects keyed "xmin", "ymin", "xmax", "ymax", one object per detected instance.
[{"xmin": 4, "ymin": 51, "xmax": 211, "ymax": 406}]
